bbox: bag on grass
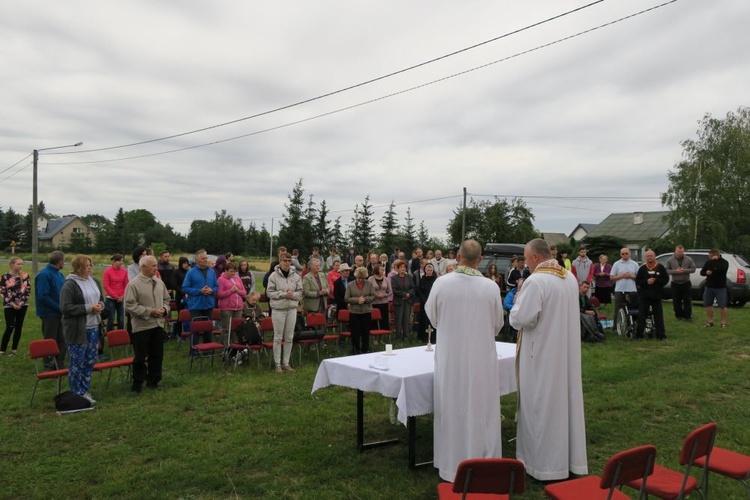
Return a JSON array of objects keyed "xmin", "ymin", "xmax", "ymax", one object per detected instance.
[{"xmin": 54, "ymin": 391, "xmax": 92, "ymax": 412}]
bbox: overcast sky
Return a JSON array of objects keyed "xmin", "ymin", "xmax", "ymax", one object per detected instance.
[{"xmin": 2, "ymin": 0, "xmax": 748, "ymax": 243}]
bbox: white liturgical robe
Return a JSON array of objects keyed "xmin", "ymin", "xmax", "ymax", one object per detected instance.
[
  {"xmin": 425, "ymin": 269, "xmax": 504, "ymax": 482},
  {"xmin": 509, "ymin": 265, "xmax": 588, "ymax": 480}
]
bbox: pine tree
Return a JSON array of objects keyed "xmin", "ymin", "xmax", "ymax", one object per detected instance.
[
  {"xmin": 353, "ymin": 196, "xmax": 375, "ymax": 254},
  {"xmin": 378, "ymin": 201, "xmax": 399, "ymax": 254},
  {"xmin": 315, "ymin": 199, "xmax": 331, "ymax": 251},
  {"xmin": 400, "ymin": 207, "xmax": 417, "ymax": 252},
  {"xmin": 417, "ymin": 221, "xmax": 430, "ymax": 248},
  {"xmin": 277, "ymin": 178, "xmax": 310, "ymax": 254}
]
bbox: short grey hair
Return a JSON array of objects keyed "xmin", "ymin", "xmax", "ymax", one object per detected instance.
[
  {"xmin": 527, "ymin": 238, "xmax": 551, "ymax": 260},
  {"xmin": 458, "ymin": 240, "xmax": 482, "ymax": 265}
]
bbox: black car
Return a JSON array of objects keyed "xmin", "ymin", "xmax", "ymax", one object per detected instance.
[{"xmin": 477, "ymin": 243, "xmax": 526, "ymax": 277}]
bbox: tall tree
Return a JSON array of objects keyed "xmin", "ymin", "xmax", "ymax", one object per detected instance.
[
  {"xmin": 1, "ymin": 207, "xmax": 22, "ymax": 247},
  {"xmin": 277, "ymin": 178, "xmax": 311, "ymax": 255},
  {"xmin": 417, "ymin": 221, "xmax": 430, "ymax": 248},
  {"xmin": 662, "ymin": 106, "xmax": 750, "ymax": 253},
  {"xmin": 315, "ymin": 199, "xmax": 331, "ymax": 251},
  {"xmin": 378, "ymin": 201, "xmax": 399, "ymax": 254},
  {"xmin": 330, "ymin": 216, "xmax": 347, "ymax": 254},
  {"xmin": 446, "ymin": 198, "xmax": 537, "ymax": 248},
  {"xmin": 400, "ymin": 207, "xmax": 417, "ymax": 252},
  {"xmin": 352, "ymin": 195, "xmax": 375, "ymax": 253}
]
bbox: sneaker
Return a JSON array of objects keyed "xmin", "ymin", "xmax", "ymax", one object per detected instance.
[
  {"xmin": 282, "ymin": 365, "xmax": 295, "ymax": 372},
  {"xmin": 274, "ymin": 366, "xmax": 283, "ymax": 374},
  {"xmin": 82, "ymin": 392, "xmax": 97, "ymax": 404}
]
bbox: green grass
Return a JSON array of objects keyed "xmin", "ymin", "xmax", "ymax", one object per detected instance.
[{"xmin": 1, "ymin": 283, "xmax": 749, "ymax": 498}]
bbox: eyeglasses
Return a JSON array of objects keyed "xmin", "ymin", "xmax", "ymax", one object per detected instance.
[{"xmin": 283, "ymin": 259, "xmax": 292, "ymax": 262}]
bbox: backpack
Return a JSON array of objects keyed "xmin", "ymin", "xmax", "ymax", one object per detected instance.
[
  {"xmin": 235, "ymin": 320, "xmax": 262, "ymax": 345},
  {"xmin": 54, "ymin": 391, "xmax": 92, "ymax": 412},
  {"xmin": 293, "ymin": 312, "xmax": 326, "ymax": 341}
]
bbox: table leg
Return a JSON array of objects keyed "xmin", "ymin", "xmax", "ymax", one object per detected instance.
[
  {"xmin": 407, "ymin": 415, "xmax": 434, "ymax": 469},
  {"xmin": 356, "ymin": 390, "xmax": 399, "ymax": 452}
]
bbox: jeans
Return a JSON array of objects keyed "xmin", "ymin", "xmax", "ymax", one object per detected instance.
[
  {"xmin": 104, "ymin": 298, "xmax": 125, "ymax": 332},
  {"xmin": 1, "ymin": 306, "xmax": 27, "ymax": 351}
]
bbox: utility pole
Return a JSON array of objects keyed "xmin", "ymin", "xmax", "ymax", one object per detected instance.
[
  {"xmin": 461, "ymin": 187, "xmax": 467, "ymax": 242},
  {"xmin": 32, "ymin": 142, "xmax": 83, "ymax": 275}
]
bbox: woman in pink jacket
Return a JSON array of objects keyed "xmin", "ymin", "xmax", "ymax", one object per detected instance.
[{"xmin": 217, "ymin": 262, "xmax": 247, "ymax": 343}]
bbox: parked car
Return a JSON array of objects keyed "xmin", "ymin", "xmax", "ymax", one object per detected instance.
[
  {"xmin": 477, "ymin": 243, "xmax": 526, "ymax": 277},
  {"xmin": 655, "ymin": 249, "xmax": 750, "ymax": 306}
]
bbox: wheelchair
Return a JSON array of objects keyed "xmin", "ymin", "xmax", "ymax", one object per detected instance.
[{"xmin": 615, "ymin": 293, "xmax": 653, "ymax": 339}]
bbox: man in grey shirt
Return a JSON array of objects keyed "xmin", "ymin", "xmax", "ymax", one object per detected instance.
[{"xmin": 665, "ymin": 245, "xmax": 696, "ymax": 321}]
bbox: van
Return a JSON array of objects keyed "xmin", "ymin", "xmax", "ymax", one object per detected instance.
[{"xmin": 478, "ymin": 243, "xmax": 526, "ymax": 277}]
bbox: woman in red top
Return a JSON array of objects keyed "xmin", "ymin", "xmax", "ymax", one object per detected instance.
[{"xmin": 102, "ymin": 254, "xmax": 128, "ymax": 332}]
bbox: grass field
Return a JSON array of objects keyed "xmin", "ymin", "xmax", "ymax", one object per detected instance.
[{"xmin": 0, "ymin": 262, "xmax": 749, "ymax": 499}]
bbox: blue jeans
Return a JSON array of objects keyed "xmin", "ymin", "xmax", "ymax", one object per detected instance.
[
  {"xmin": 68, "ymin": 327, "xmax": 99, "ymax": 395},
  {"xmin": 105, "ymin": 298, "xmax": 125, "ymax": 332}
]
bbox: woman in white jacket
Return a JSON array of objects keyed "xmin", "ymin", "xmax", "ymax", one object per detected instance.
[{"xmin": 266, "ymin": 252, "xmax": 302, "ymax": 373}]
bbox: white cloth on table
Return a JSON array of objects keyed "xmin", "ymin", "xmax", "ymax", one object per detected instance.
[
  {"xmin": 509, "ymin": 269, "xmax": 588, "ymax": 481},
  {"xmin": 311, "ymin": 343, "xmax": 516, "ymax": 424},
  {"xmin": 425, "ymin": 271, "xmax": 505, "ymax": 482}
]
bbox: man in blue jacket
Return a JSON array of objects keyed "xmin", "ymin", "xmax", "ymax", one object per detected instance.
[
  {"xmin": 35, "ymin": 251, "xmax": 66, "ymax": 370},
  {"xmin": 182, "ymin": 250, "xmax": 218, "ymax": 353}
]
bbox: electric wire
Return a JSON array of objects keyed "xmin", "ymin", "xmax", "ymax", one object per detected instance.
[
  {"xmin": 0, "ymin": 153, "xmax": 32, "ymax": 176},
  {"xmin": 0, "ymin": 160, "xmax": 33, "ymax": 184},
  {"xmin": 47, "ymin": 0, "xmax": 679, "ymax": 167},
  {"xmin": 50, "ymin": 0, "xmax": 609, "ymax": 156}
]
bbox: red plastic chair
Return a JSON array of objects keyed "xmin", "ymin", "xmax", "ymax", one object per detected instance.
[
  {"xmin": 370, "ymin": 308, "xmax": 391, "ymax": 343},
  {"xmin": 189, "ymin": 318, "xmax": 225, "ymax": 372},
  {"xmin": 337, "ymin": 309, "xmax": 351, "ymax": 340},
  {"xmin": 178, "ymin": 309, "xmax": 192, "ymax": 346},
  {"xmin": 320, "ymin": 308, "xmax": 340, "ymax": 349},
  {"xmin": 259, "ymin": 316, "xmax": 278, "ymax": 366},
  {"xmin": 93, "ymin": 329, "xmax": 134, "ymax": 397},
  {"xmin": 437, "ymin": 458, "xmax": 526, "ymax": 499},
  {"xmin": 227, "ymin": 317, "xmax": 262, "ymax": 370},
  {"xmin": 625, "ymin": 423, "xmax": 716, "ymax": 500},
  {"xmin": 411, "ymin": 302, "xmax": 421, "ymax": 332},
  {"xmin": 546, "ymin": 444, "xmax": 657, "ymax": 500},
  {"xmin": 293, "ymin": 313, "xmax": 326, "ymax": 365},
  {"xmin": 29, "ymin": 339, "xmax": 69, "ymax": 407},
  {"xmin": 692, "ymin": 444, "xmax": 750, "ymax": 499},
  {"xmin": 589, "ymin": 297, "xmax": 609, "ymax": 321}
]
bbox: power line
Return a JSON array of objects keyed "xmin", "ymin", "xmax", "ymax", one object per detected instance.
[
  {"xmin": 0, "ymin": 153, "xmax": 32, "ymax": 176},
  {"xmin": 49, "ymin": 0, "xmax": 608, "ymax": 156},
  {"xmin": 0, "ymin": 160, "xmax": 32, "ymax": 184},
  {"xmin": 469, "ymin": 193, "xmax": 661, "ymax": 201},
  {"xmin": 47, "ymin": 0, "xmax": 680, "ymax": 167}
]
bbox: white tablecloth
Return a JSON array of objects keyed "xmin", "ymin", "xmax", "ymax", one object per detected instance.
[{"xmin": 311, "ymin": 342, "xmax": 517, "ymax": 425}]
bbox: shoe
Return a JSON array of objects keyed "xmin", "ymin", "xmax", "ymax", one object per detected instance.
[
  {"xmin": 282, "ymin": 365, "xmax": 295, "ymax": 372},
  {"xmin": 721, "ymin": 323, "xmax": 728, "ymax": 328},
  {"xmin": 82, "ymin": 392, "xmax": 97, "ymax": 404},
  {"xmin": 9, "ymin": 350, "xmax": 17, "ymax": 356},
  {"xmin": 274, "ymin": 366, "xmax": 283, "ymax": 374},
  {"xmin": 703, "ymin": 322, "xmax": 714, "ymax": 328}
]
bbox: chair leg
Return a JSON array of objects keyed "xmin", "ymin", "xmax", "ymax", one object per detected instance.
[{"xmin": 30, "ymin": 380, "xmax": 40, "ymax": 408}]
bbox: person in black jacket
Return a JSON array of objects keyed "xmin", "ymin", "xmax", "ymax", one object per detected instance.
[
  {"xmin": 417, "ymin": 264, "xmax": 437, "ymax": 342},
  {"xmin": 700, "ymin": 249, "xmax": 729, "ymax": 328},
  {"xmin": 635, "ymin": 250, "xmax": 669, "ymax": 340}
]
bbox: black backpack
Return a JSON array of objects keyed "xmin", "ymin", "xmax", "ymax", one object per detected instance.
[
  {"xmin": 235, "ymin": 320, "xmax": 262, "ymax": 345},
  {"xmin": 54, "ymin": 391, "xmax": 92, "ymax": 412}
]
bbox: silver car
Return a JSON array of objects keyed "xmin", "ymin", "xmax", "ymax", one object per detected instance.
[{"xmin": 655, "ymin": 249, "xmax": 750, "ymax": 306}]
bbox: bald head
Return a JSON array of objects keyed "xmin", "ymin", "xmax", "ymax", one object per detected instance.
[
  {"xmin": 457, "ymin": 240, "xmax": 482, "ymax": 267},
  {"xmin": 524, "ymin": 238, "xmax": 552, "ymax": 272}
]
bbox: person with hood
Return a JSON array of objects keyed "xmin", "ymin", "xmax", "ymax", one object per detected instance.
[
  {"xmin": 213, "ymin": 255, "xmax": 227, "ymax": 280},
  {"xmin": 60, "ymin": 255, "xmax": 104, "ymax": 405},
  {"xmin": 173, "ymin": 256, "xmax": 190, "ymax": 311},
  {"xmin": 266, "ymin": 252, "xmax": 302, "ymax": 373},
  {"xmin": 217, "ymin": 262, "xmax": 247, "ymax": 343},
  {"xmin": 417, "ymin": 263, "xmax": 437, "ymax": 343}
]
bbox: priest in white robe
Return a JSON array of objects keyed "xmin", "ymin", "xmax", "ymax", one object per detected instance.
[
  {"xmin": 425, "ymin": 239, "xmax": 504, "ymax": 482},
  {"xmin": 509, "ymin": 238, "xmax": 588, "ymax": 480}
]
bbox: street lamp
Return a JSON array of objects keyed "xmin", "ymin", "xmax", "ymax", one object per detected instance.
[{"xmin": 32, "ymin": 141, "xmax": 83, "ymax": 275}]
